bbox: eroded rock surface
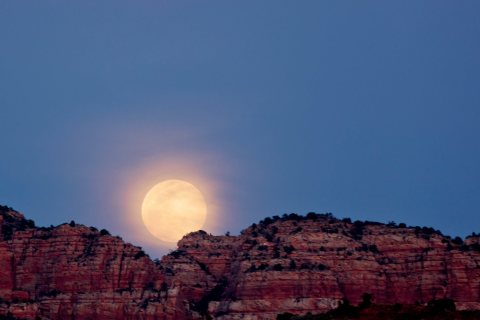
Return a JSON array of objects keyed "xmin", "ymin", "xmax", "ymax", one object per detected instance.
[{"xmin": 1, "ymin": 206, "xmax": 479, "ymax": 319}]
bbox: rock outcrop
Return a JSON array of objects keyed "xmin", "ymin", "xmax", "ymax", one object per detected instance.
[{"xmin": 1, "ymin": 205, "xmax": 479, "ymax": 319}]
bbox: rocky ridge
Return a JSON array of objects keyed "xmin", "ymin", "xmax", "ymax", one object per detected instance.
[{"xmin": 1, "ymin": 205, "xmax": 480, "ymax": 319}]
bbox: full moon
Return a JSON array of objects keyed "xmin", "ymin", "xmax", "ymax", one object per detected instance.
[{"xmin": 141, "ymin": 179, "xmax": 207, "ymax": 243}]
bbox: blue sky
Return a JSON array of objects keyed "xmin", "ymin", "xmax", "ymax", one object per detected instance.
[{"xmin": 1, "ymin": 1, "xmax": 479, "ymax": 257}]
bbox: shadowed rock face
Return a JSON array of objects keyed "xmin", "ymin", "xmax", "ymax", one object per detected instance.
[{"xmin": 1, "ymin": 206, "xmax": 479, "ymax": 319}]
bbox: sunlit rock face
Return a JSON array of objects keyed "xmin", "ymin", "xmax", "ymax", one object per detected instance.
[{"xmin": 1, "ymin": 205, "xmax": 480, "ymax": 319}]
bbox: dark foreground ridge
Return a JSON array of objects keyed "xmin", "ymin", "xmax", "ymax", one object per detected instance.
[{"xmin": 1, "ymin": 204, "xmax": 479, "ymax": 319}]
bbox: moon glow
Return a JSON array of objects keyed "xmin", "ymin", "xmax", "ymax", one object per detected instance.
[{"xmin": 141, "ymin": 179, "xmax": 207, "ymax": 243}]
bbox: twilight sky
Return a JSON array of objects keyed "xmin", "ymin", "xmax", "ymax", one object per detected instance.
[{"xmin": 1, "ymin": 1, "xmax": 479, "ymax": 257}]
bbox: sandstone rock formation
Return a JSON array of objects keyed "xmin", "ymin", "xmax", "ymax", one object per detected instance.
[{"xmin": 1, "ymin": 205, "xmax": 479, "ymax": 319}]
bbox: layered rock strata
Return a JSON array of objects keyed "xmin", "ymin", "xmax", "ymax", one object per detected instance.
[{"xmin": 1, "ymin": 205, "xmax": 479, "ymax": 319}]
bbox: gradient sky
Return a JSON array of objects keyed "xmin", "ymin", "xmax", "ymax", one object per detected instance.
[{"xmin": 1, "ymin": 1, "xmax": 479, "ymax": 258}]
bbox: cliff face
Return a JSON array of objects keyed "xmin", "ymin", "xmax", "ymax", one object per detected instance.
[
  {"xmin": 1, "ymin": 206, "xmax": 480, "ymax": 320},
  {"xmin": 0, "ymin": 206, "xmax": 171, "ymax": 319}
]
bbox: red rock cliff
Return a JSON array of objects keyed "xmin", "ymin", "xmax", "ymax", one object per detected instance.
[{"xmin": 1, "ymin": 206, "xmax": 479, "ymax": 319}]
